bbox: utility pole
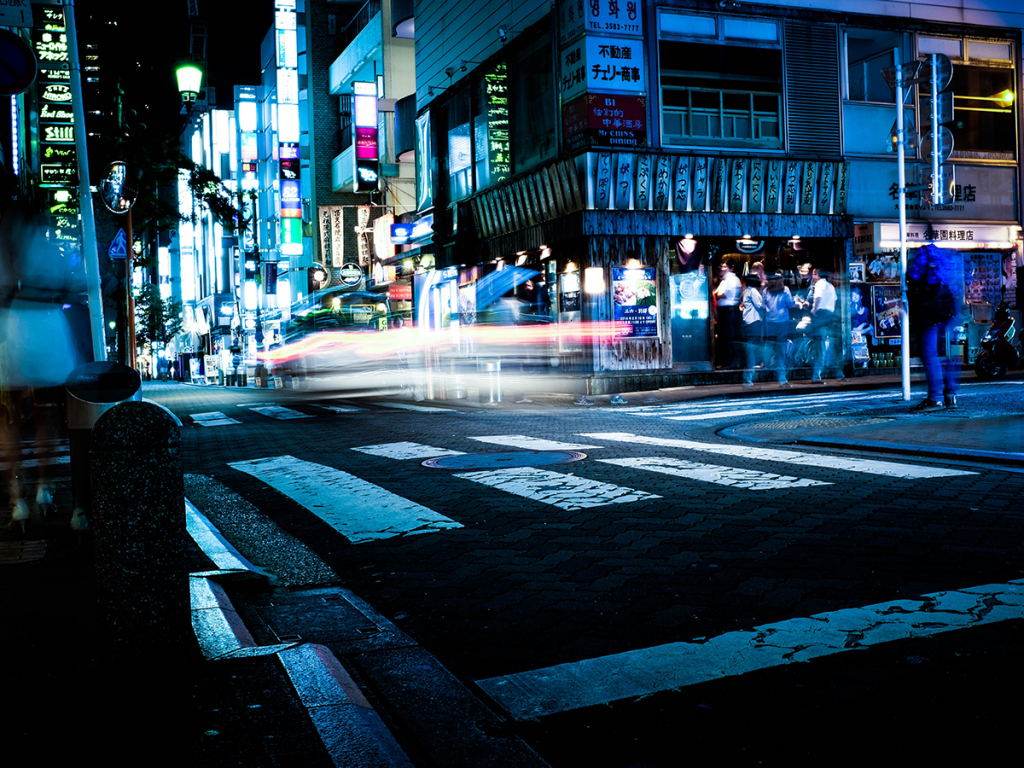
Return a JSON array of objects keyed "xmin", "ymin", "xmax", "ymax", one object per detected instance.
[
  {"xmin": 65, "ymin": 0, "xmax": 106, "ymax": 361},
  {"xmin": 884, "ymin": 51, "xmax": 955, "ymax": 401}
]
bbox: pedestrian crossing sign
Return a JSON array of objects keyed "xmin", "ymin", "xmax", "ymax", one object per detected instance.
[{"xmin": 109, "ymin": 228, "xmax": 128, "ymax": 259}]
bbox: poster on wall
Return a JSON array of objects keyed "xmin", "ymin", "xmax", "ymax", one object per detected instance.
[
  {"xmin": 871, "ymin": 285, "xmax": 902, "ymax": 339},
  {"xmin": 612, "ymin": 267, "xmax": 658, "ymax": 337},
  {"xmin": 965, "ymin": 252, "xmax": 1003, "ymax": 307}
]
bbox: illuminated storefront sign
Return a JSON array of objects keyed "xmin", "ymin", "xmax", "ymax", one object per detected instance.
[
  {"xmin": 611, "ymin": 267, "xmax": 658, "ymax": 338},
  {"xmin": 484, "ymin": 63, "xmax": 510, "ymax": 184},
  {"xmin": 34, "ymin": 4, "xmax": 78, "ymax": 198},
  {"xmin": 353, "ymin": 81, "xmax": 379, "ymax": 192},
  {"xmin": 275, "ymin": 2, "xmax": 302, "ymax": 256}
]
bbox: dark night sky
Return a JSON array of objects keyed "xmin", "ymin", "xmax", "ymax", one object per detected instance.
[{"xmin": 78, "ymin": 1, "xmax": 275, "ymax": 132}]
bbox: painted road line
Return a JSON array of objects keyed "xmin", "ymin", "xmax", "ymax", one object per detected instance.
[
  {"xmin": 611, "ymin": 392, "xmax": 897, "ymax": 416},
  {"xmin": 250, "ymin": 405, "xmax": 312, "ymax": 420},
  {"xmin": 378, "ymin": 402, "xmax": 454, "ymax": 413},
  {"xmin": 352, "ymin": 442, "xmax": 465, "ymax": 460},
  {"xmin": 228, "ymin": 455, "xmax": 462, "ymax": 543},
  {"xmin": 315, "ymin": 404, "xmax": 366, "ymax": 413},
  {"xmin": 475, "ymin": 579, "xmax": 1024, "ymax": 720},
  {"xmin": 453, "ymin": 467, "xmax": 659, "ymax": 511},
  {"xmin": 664, "ymin": 408, "xmax": 781, "ymax": 421},
  {"xmin": 469, "ymin": 435, "xmax": 604, "ymax": 451},
  {"xmin": 191, "ymin": 411, "xmax": 241, "ymax": 426},
  {"xmin": 599, "ymin": 456, "xmax": 830, "ymax": 491},
  {"xmin": 581, "ymin": 433, "xmax": 977, "ymax": 479}
]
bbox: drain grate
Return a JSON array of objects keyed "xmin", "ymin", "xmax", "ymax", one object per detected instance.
[
  {"xmin": 745, "ymin": 416, "xmax": 895, "ymax": 430},
  {"xmin": 0, "ymin": 540, "xmax": 47, "ymax": 565},
  {"xmin": 424, "ymin": 450, "xmax": 587, "ymax": 470}
]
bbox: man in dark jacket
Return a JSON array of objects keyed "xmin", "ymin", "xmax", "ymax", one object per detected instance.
[{"xmin": 907, "ymin": 243, "xmax": 960, "ymax": 411}]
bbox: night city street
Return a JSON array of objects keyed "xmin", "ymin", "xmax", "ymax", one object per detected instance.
[
  {"xmin": 154, "ymin": 377, "xmax": 1023, "ymax": 765},
  {"xmin": 4, "ymin": 0, "xmax": 1024, "ymax": 765}
]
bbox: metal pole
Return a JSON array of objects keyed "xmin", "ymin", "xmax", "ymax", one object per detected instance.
[
  {"xmin": 65, "ymin": 0, "xmax": 106, "ymax": 361},
  {"xmin": 895, "ymin": 51, "xmax": 911, "ymax": 401},
  {"xmin": 127, "ymin": 207, "xmax": 137, "ymax": 370}
]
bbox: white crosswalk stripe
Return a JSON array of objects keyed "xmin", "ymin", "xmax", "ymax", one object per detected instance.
[
  {"xmin": 580, "ymin": 433, "xmax": 977, "ymax": 479},
  {"xmin": 599, "ymin": 456, "xmax": 830, "ymax": 490},
  {"xmin": 228, "ymin": 455, "xmax": 462, "ymax": 543},
  {"xmin": 352, "ymin": 442, "xmax": 464, "ymax": 460},
  {"xmin": 249, "ymin": 405, "xmax": 312, "ymax": 420},
  {"xmin": 475, "ymin": 579, "xmax": 1024, "ymax": 720},
  {"xmin": 314, "ymin": 404, "xmax": 365, "ymax": 413},
  {"xmin": 191, "ymin": 411, "xmax": 241, "ymax": 426},
  {"xmin": 453, "ymin": 467, "xmax": 659, "ymax": 510},
  {"xmin": 663, "ymin": 408, "xmax": 779, "ymax": 421},
  {"xmin": 468, "ymin": 435, "xmax": 604, "ymax": 450},
  {"xmin": 378, "ymin": 402, "xmax": 454, "ymax": 413},
  {"xmin": 607, "ymin": 392, "xmax": 897, "ymax": 420}
]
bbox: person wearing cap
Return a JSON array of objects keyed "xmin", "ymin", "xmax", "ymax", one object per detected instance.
[{"xmin": 764, "ymin": 271, "xmax": 796, "ymax": 387}]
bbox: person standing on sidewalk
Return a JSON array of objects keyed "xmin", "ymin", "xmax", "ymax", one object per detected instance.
[
  {"xmin": 740, "ymin": 273, "xmax": 765, "ymax": 386},
  {"xmin": 808, "ymin": 268, "xmax": 840, "ymax": 383},
  {"xmin": 907, "ymin": 243, "xmax": 960, "ymax": 411},
  {"xmin": 714, "ymin": 259, "xmax": 743, "ymax": 369},
  {"xmin": 764, "ymin": 272, "xmax": 796, "ymax": 387}
]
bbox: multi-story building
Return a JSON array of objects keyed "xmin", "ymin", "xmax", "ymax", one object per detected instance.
[{"xmin": 406, "ymin": 0, "xmax": 1023, "ymax": 394}]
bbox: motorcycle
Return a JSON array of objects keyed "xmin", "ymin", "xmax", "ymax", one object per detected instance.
[{"xmin": 974, "ymin": 301, "xmax": 1018, "ymax": 380}]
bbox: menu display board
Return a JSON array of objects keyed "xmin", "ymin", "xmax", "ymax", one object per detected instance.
[{"xmin": 612, "ymin": 267, "xmax": 658, "ymax": 337}]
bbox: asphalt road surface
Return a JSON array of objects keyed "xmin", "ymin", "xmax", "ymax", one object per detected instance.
[{"xmin": 149, "ymin": 380, "xmax": 1024, "ymax": 766}]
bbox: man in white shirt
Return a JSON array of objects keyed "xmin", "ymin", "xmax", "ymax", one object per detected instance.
[
  {"xmin": 809, "ymin": 268, "xmax": 841, "ymax": 382},
  {"xmin": 714, "ymin": 260, "xmax": 743, "ymax": 368}
]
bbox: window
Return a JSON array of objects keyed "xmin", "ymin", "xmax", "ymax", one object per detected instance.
[
  {"xmin": 446, "ymin": 87, "xmax": 472, "ymax": 202},
  {"xmin": 919, "ymin": 35, "xmax": 1015, "ymax": 158},
  {"xmin": 511, "ymin": 35, "xmax": 556, "ymax": 174},
  {"xmin": 845, "ymin": 28, "xmax": 905, "ymax": 103},
  {"xmin": 658, "ymin": 11, "xmax": 782, "ymax": 149}
]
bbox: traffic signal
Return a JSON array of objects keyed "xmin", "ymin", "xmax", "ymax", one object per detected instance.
[{"xmin": 921, "ymin": 53, "xmax": 955, "ymax": 205}]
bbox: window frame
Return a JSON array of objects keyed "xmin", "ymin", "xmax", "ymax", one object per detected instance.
[
  {"xmin": 916, "ymin": 33, "xmax": 1017, "ymax": 161},
  {"xmin": 657, "ymin": 9, "xmax": 784, "ymax": 151}
]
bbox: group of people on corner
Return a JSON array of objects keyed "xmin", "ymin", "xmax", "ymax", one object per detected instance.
[{"xmin": 715, "ymin": 257, "xmax": 842, "ymax": 387}]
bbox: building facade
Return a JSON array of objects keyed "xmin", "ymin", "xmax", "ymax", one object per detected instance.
[{"xmin": 406, "ymin": 0, "xmax": 1023, "ymax": 393}]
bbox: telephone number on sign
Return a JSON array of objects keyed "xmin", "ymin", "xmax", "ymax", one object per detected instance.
[{"xmin": 591, "ymin": 22, "xmax": 641, "ymax": 33}]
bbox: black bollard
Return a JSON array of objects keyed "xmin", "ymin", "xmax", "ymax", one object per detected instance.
[
  {"xmin": 90, "ymin": 400, "xmax": 191, "ymax": 655},
  {"xmin": 89, "ymin": 401, "xmax": 196, "ymax": 761}
]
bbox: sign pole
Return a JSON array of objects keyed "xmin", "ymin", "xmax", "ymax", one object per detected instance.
[
  {"xmin": 895, "ymin": 51, "xmax": 911, "ymax": 401},
  {"xmin": 65, "ymin": 0, "xmax": 106, "ymax": 361}
]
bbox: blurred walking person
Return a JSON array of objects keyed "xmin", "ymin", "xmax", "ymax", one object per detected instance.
[
  {"xmin": 907, "ymin": 243, "xmax": 960, "ymax": 411},
  {"xmin": 0, "ymin": 202, "xmax": 86, "ymax": 531},
  {"xmin": 764, "ymin": 271, "xmax": 795, "ymax": 387}
]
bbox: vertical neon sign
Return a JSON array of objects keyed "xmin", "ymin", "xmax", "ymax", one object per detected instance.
[
  {"xmin": 276, "ymin": 0, "xmax": 302, "ymax": 256},
  {"xmin": 353, "ymin": 81, "xmax": 379, "ymax": 192}
]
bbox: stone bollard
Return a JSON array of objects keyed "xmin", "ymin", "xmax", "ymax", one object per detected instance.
[
  {"xmin": 90, "ymin": 400, "xmax": 192, "ymax": 655},
  {"xmin": 90, "ymin": 401, "xmax": 196, "ymax": 760}
]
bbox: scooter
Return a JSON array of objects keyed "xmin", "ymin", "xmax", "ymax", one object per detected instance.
[{"xmin": 974, "ymin": 301, "xmax": 1018, "ymax": 380}]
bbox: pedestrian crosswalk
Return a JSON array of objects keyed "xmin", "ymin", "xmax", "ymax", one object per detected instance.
[
  {"xmin": 226, "ymin": 428, "xmax": 977, "ymax": 544},
  {"xmin": 227, "ymin": 455, "xmax": 462, "ymax": 543},
  {"xmin": 190, "ymin": 390, "xmax": 901, "ymax": 428}
]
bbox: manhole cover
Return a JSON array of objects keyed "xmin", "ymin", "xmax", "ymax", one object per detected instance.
[
  {"xmin": 745, "ymin": 416, "xmax": 895, "ymax": 430},
  {"xmin": 424, "ymin": 450, "xmax": 587, "ymax": 469}
]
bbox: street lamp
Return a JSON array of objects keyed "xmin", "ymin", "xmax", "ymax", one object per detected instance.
[{"xmin": 176, "ymin": 64, "xmax": 203, "ymax": 107}]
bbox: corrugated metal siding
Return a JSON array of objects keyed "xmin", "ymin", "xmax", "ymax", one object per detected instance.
[{"xmin": 785, "ymin": 20, "xmax": 842, "ymax": 156}]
